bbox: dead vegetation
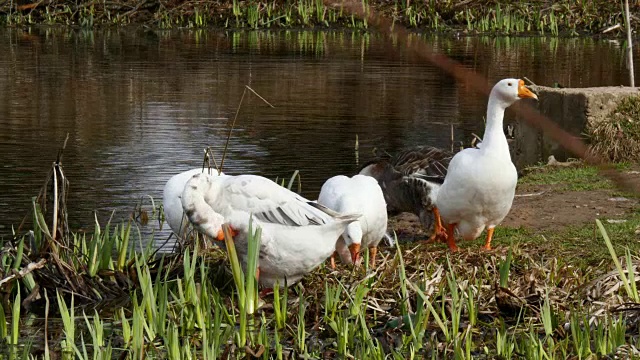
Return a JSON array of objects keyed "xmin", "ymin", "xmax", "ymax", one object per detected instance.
[{"xmin": 588, "ymin": 95, "xmax": 640, "ymax": 163}]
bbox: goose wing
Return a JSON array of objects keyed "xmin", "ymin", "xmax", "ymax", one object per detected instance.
[
  {"xmin": 391, "ymin": 146, "xmax": 453, "ymax": 181},
  {"xmin": 221, "ymin": 175, "xmax": 333, "ymax": 227}
]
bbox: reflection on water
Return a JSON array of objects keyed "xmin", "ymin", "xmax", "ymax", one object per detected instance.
[{"xmin": 0, "ymin": 28, "xmax": 634, "ymax": 242}]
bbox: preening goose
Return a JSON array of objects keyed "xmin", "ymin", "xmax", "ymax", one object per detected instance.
[
  {"xmin": 181, "ymin": 173, "xmax": 361, "ymax": 287},
  {"xmin": 436, "ymin": 78, "xmax": 538, "ymax": 252},
  {"xmin": 317, "ymin": 174, "xmax": 388, "ymax": 267},
  {"xmin": 359, "ymin": 145, "xmax": 453, "ymax": 242},
  {"xmin": 162, "ymin": 168, "xmax": 223, "ymax": 238}
]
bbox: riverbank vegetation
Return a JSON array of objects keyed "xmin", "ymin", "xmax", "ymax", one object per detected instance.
[
  {"xmin": 0, "ymin": 0, "xmax": 633, "ymax": 36},
  {"xmin": 588, "ymin": 95, "xmax": 640, "ymax": 163},
  {"xmin": 1, "ymin": 149, "xmax": 640, "ymax": 358}
]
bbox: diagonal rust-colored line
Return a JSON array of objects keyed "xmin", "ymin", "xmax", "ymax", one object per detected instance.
[{"xmin": 326, "ymin": 0, "xmax": 639, "ymax": 195}]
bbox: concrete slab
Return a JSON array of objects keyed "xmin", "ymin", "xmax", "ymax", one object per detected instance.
[{"xmin": 511, "ymin": 85, "xmax": 640, "ymax": 169}]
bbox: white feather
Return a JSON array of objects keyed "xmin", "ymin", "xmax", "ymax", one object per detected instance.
[
  {"xmin": 436, "ymin": 78, "xmax": 535, "ymax": 243},
  {"xmin": 162, "ymin": 168, "xmax": 224, "ymax": 238},
  {"xmin": 181, "ymin": 173, "xmax": 360, "ymax": 287},
  {"xmin": 317, "ymin": 174, "xmax": 388, "ymax": 265}
]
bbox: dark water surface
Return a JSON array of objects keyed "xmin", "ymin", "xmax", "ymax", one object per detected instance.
[{"xmin": 0, "ymin": 27, "xmax": 634, "ymax": 241}]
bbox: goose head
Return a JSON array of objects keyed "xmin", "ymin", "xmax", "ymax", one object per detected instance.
[
  {"xmin": 343, "ymin": 221, "xmax": 363, "ymax": 263},
  {"xmin": 490, "ymin": 79, "xmax": 538, "ymax": 108}
]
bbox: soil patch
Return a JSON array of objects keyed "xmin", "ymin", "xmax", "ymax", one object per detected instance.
[{"xmin": 504, "ymin": 183, "xmax": 638, "ymax": 232}]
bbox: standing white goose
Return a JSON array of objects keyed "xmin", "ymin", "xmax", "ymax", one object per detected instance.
[
  {"xmin": 162, "ymin": 168, "xmax": 223, "ymax": 238},
  {"xmin": 317, "ymin": 174, "xmax": 388, "ymax": 267},
  {"xmin": 436, "ymin": 78, "xmax": 538, "ymax": 252},
  {"xmin": 181, "ymin": 172, "xmax": 361, "ymax": 287}
]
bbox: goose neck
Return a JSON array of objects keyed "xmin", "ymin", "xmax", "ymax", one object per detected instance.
[{"xmin": 480, "ymin": 97, "xmax": 509, "ymax": 153}]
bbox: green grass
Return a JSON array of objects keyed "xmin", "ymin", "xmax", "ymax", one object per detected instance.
[
  {"xmin": 4, "ymin": 205, "xmax": 640, "ymax": 359},
  {"xmin": 487, "ymin": 212, "xmax": 640, "ymax": 268},
  {"xmin": 550, "ymin": 214, "xmax": 640, "ymax": 266},
  {"xmin": 0, "ymin": 0, "xmax": 627, "ymax": 34},
  {"xmin": 519, "ymin": 162, "xmax": 638, "ymax": 200},
  {"xmin": 520, "ymin": 165, "xmax": 615, "ymax": 191}
]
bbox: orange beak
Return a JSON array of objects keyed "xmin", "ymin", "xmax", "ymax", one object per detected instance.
[
  {"xmin": 348, "ymin": 243, "xmax": 361, "ymax": 264},
  {"xmin": 216, "ymin": 226, "xmax": 238, "ymax": 241},
  {"xmin": 517, "ymin": 79, "xmax": 538, "ymax": 100}
]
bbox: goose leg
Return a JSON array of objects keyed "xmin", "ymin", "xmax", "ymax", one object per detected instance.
[
  {"xmin": 482, "ymin": 227, "xmax": 495, "ymax": 250},
  {"xmin": 428, "ymin": 207, "xmax": 448, "ymax": 243},
  {"xmin": 216, "ymin": 225, "xmax": 238, "ymax": 241},
  {"xmin": 369, "ymin": 246, "xmax": 377, "ymax": 267},
  {"xmin": 330, "ymin": 251, "xmax": 337, "ymax": 269},
  {"xmin": 446, "ymin": 223, "xmax": 459, "ymax": 252}
]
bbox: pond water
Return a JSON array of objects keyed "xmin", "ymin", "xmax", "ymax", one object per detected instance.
[{"xmin": 0, "ymin": 27, "xmax": 634, "ymax": 243}]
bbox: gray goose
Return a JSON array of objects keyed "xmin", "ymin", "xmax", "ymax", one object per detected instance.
[{"xmin": 358, "ymin": 145, "xmax": 453, "ymax": 242}]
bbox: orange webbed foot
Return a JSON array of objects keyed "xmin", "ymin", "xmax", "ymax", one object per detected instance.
[
  {"xmin": 445, "ymin": 223, "xmax": 458, "ymax": 252},
  {"xmin": 423, "ymin": 227, "xmax": 448, "ymax": 244},
  {"xmin": 433, "ymin": 207, "xmax": 449, "ymax": 244},
  {"xmin": 433, "ymin": 226, "xmax": 449, "ymax": 243},
  {"xmin": 422, "ymin": 207, "xmax": 449, "ymax": 244},
  {"xmin": 482, "ymin": 228, "xmax": 495, "ymax": 251},
  {"xmin": 216, "ymin": 225, "xmax": 238, "ymax": 241}
]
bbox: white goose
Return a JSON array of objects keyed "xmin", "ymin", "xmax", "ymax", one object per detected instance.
[
  {"xmin": 317, "ymin": 174, "xmax": 388, "ymax": 267},
  {"xmin": 181, "ymin": 172, "xmax": 361, "ymax": 287},
  {"xmin": 162, "ymin": 168, "xmax": 223, "ymax": 238},
  {"xmin": 436, "ymin": 78, "xmax": 538, "ymax": 252}
]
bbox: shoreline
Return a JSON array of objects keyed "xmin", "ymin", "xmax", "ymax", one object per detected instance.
[
  {"xmin": 2, "ymin": 161, "xmax": 639, "ymax": 357},
  {"xmin": 0, "ymin": 0, "xmax": 633, "ymax": 37}
]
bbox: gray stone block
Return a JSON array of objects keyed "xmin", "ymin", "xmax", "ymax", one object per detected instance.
[{"xmin": 511, "ymin": 85, "xmax": 640, "ymax": 169}]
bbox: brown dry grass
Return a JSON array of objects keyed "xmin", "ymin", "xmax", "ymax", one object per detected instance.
[{"xmin": 588, "ymin": 95, "xmax": 640, "ymax": 163}]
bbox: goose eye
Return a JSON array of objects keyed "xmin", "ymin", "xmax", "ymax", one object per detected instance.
[{"xmin": 508, "ymin": 82, "xmax": 513, "ymax": 86}]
